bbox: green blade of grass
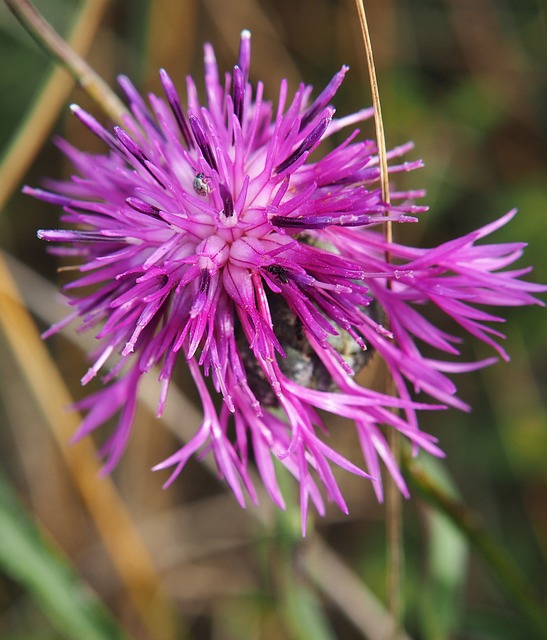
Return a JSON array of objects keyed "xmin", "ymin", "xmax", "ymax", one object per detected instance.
[
  {"xmin": 417, "ymin": 457, "xmax": 468, "ymax": 640},
  {"xmin": 0, "ymin": 468, "xmax": 128, "ymax": 640}
]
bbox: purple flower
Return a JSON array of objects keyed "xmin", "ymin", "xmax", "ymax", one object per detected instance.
[{"xmin": 28, "ymin": 30, "xmax": 545, "ymax": 531}]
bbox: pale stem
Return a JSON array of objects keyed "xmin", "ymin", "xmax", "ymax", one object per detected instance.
[
  {"xmin": 354, "ymin": 0, "xmax": 403, "ymax": 627},
  {"xmin": 4, "ymin": 0, "xmax": 129, "ymax": 124},
  {"xmin": 0, "ymin": 0, "xmax": 111, "ymax": 211}
]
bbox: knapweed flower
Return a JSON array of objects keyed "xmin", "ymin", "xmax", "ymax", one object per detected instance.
[{"xmin": 28, "ymin": 30, "xmax": 544, "ymax": 531}]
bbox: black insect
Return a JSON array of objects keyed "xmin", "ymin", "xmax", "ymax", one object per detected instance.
[{"xmin": 266, "ymin": 264, "xmax": 289, "ymax": 284}]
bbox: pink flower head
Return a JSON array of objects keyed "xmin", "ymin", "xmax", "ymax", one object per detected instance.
[{"xmin": 28, "ymin": 30, "xmax": 545, "ymax": 532}]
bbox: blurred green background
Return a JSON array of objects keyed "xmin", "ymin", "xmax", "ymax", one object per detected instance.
[{"xmin": 0, "ymin": 1, "xmax": 545, "ymax": 639}]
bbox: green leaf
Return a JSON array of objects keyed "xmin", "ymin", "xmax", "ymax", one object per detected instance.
[
  {"xmin": 0, "ymin": 469, "xmax": 127, "ymax": 640},
  {"xmin": 416, "ymin": 457, "xmax": 469, "ymax": 640},
  {"xmin": 281, "ymin": 568, "xmax": 336, "ymax": 640}
]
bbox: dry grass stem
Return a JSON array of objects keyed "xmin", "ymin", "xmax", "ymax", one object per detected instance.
[
  {"xmin": 0, "ymin": 253, "xmax": 178, "ymax": 640},
  {"xmin": 0, "ymin": 0, "xmax": 111, "ymax": 211}
]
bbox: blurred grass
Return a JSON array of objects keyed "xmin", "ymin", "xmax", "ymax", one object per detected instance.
[
  {"xmin": 0, "ymin": 465, "xmax": 128, "ymax": 640},
  {"xmin": 0, "ymin": 1, "xmax": 546, "ymax": 639}
]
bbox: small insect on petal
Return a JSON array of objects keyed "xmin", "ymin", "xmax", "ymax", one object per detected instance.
[{"xmin": 193, "ymin": 172, "xmax": 211, "ymax": 196}]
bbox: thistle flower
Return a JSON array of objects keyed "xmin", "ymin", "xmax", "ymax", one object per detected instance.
[{"xmin": 28, "ymin": 30, "xmax": 544, "ymax": 531}]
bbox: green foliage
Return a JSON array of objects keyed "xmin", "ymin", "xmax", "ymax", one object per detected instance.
[{"xmin": 0, "ymin": 469, "xmax": 127, "ymax": 640}]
